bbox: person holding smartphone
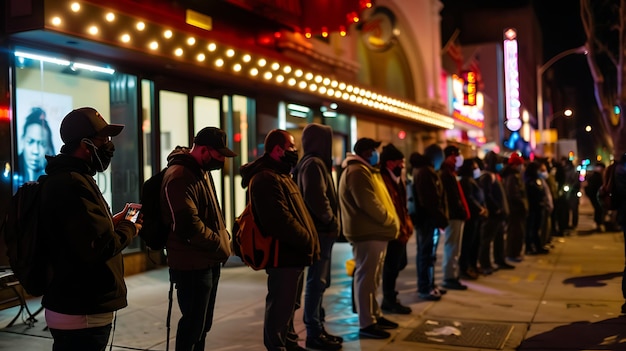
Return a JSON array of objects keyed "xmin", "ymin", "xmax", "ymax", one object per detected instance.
[{"xmin": 39, "ymin": 107, "xmax": 141, "ymax": 351}]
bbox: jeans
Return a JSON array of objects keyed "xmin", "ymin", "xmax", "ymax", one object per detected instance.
[
  {"xmin": 460, "ymin": 217, "xmax": 482, "ymax": 272},
  {"xmin": 382, "ymin": 239, "xmax": 408, "ymax": 301},
  {"xmin": 479, "ymin": 217, "xmax": 505, "ymax": 269},
  {"xmin": 304, "ymin": 235, "xmax": 335, "ymax": 338},
  {"xmin": 264, "ymin": 267, "xmax": 303, "ymax": 351},
  {"xmin": 170, "ymin": 266, "xmax": 221, "ymax": 351},
  {"xmin": 443, "ymin": 219, "xmax": 464, "ymax": 281},
  {"xmin": 49, "ymin": 324, "xmax": 112, "ymax": 351},
  {"xmin": 415, "ymin": 220, "xmax": 437, "ymax": 294}
]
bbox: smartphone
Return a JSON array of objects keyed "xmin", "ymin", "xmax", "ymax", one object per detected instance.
[{"xmin": 125, "ymin": 203, "xmax": 142, "ymax": 223}]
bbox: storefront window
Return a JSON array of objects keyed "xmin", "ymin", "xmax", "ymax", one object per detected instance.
[{"xmin": 14, "ymin": 48, "xmax": 142, "ymax": 252}]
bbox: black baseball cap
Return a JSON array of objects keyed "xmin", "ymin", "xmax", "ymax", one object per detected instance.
[
  {"xmin": 354, "ymin": 137, "xmax": 381, "ymax": 155},
  {"xmin": 194, "ymin": 127, "xmax": 237, "ymax": 157},
  {"xmin": 60, "ymin": 107, "xmax": 124, "ymax": 143}
]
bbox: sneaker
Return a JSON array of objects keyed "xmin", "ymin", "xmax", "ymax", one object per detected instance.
[
  {"xmin": 321, "ymin": 328, "xmax": 343, "ymax": 344},
  {"xmin": 305, "ymin": 334, "xmax": 342, "ymax": 351},
  {"xmin": 359, "ymin": 324, "xmax": 391, "ymax": 339},
  {"xmin": 441, "ymin": 279, "xmax": 468, "ymax": 290},
  {"xmin": 496, "ymin": 262, "xmax": 515, "ymax": 270},
  {"xmin": 381, "ymin": 299, "xmax": 412, "ymax": 315},
  {"xmin": 418, "ymin": 290, "xmax": 441, "ymax": 301},
  {"xmin": 376, "ymin": 316, "xmax": 399, "ymax": 329}
]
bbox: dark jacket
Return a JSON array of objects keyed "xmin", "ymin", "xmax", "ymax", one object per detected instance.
[
  {"xmin": 479, "ymin": 171, "xmax": 509, "ymax": 220},
  {"xmin": 459, "ymin": 176, "xmax": 486, "ymax": 219},
  {"xmin": 40, "ymin": 154, "xmax": 135, "ymax": 315},
  {"xmin": 293, "ymin": 124, "xmax": 340, "ymax": 238},
  {"xmin": 440, "ymin": 161, "xmax": 469, "ymax": 221},
  {"xmin": 240, "ymin": 154, "xmax": 320, "ymax": 267},
  {"xmin": 162, "ymin": 147, "xmax": 231, "ymax": 270},
  {"xmin": 411, "ymin": 155, "xmax": 448, "ymax": 229},
  {"xmin": 615, "ymin": 160, "xmax": 626, "ymax": 225},
  {"xmin": 502, "ymin": 165, "xmax": 528, "ymax": 217}
]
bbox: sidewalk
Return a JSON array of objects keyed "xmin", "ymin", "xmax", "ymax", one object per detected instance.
[{"xmin": 1, "ymin": 198, "xmax": 626, "ymax": 350}]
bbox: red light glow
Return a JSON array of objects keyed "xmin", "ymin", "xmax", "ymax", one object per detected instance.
[
  {"xmin": 398, "ymin": 130, "xmax": 406, "ymax": 140},
  {"xmin": 234, "ymin": 133, "xmax": 242, "ymax": 143}
]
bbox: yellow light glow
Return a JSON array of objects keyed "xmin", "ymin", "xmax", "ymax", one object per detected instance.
[
  {"xmin": 149, "ymin": 41, "xmax": 159, "ymax": 50},
  {"xmin": 331, "ymin": 80, "xmax": 338, "ymax": 88},
  {"xmin": 174, "ymin": 48, "xmax": 183, "ymax": 56},
  {"xmin": 136, "ymin": 22, "xmax": 145, "ymax": 31},
  {"xmin": 105, "ymin": 13, "xmax": 115, "ymax": 22},
  {"xmin": 319, "ymin": 86, "xmax": 327, "ymax": 94},
  {"xmin": 299, "ymin": 81, "xmax": 307, "ymax": 89},
  {"xmin": 164, "ymin": 30, "xmax": 173, "ymax": 39},
  {"xmin": 271, "ymin": 62, "xmax": 280, "ymax": 70},
  {"xmin": 343, "ymin": 93, "xmax": 349, "ymax": 100},
  {"xmin": 250, "ymin": 68, "xmax": 259, "ymax": 76},
  {"xmin": 347, "ymin": 85, "xmax": 353, "ymax": 92},
  {"xmin": 323, "ymin": 78, "xmax": 330, "ymax": 86},
  {"xmin": 121, "ymin": 34, "xmax": 131, "ymax": 43},
  {"xmin": 71, "ymin": 3, "xmax": 80, "ymax": 12},
  {"xmin": 354, "ymin": 87, "xmax": 360, "ymax": 94},
  {"xmin": 258, "ymin": 59, "xmax": 267, "ymax": 67},
  {"xmin": 233, "ymin": 63, "xmax": 242, "ymax": 72},
  {"xmin": 339, "ymin": 82, "xmax": 346, "ymax": 90},
  {"xmin": 264, "ymin": 72, "xmax": 272, "ymax": 80},
  {"xmin": 187, "ymin": 37, "xmax": 196, "ymax": 46},
  {"xmin": 243, "ymin": 54, "xmax": 251, "ymax": 62},
  {"xmin": 276, "ymin": 75, "xmax": 284, "ymax": 83},
  {"xmin": 226, "ymin": 49, "xmax": 235, "ymax": 57},
  {"xmin": 309, "ymin": 84, "xmax": 317, "ymax": 91},
  {"xmin": 288, "ymin": 78, "xmax": 296, "ymax": 86},
  {"xmin": 197, "ymin": 53, "xmax": 205, "ymax": 61},
  {"xmin": 88, "ymin": 26, "xmax": 98, "ymax": 35},
  {"xmin": 208, "ymin": 43, "xmax": 217, "ymax": 52},
  {"xmin": 328, "ymin": 89, "xmax": 335, "ymax": 96},
  {"xmin": 215, "ymin": 58, "xmax": 224, "ymax": 67},
  {"xmin": 305, "ymin": 72, "xmax": 313, "ymax": 80},
  {"xmin": 295, "ymin": 69, "xmax": 303, "ymax": 77},
  {"xmin": 335, "ymin": 91, "xmax": 342, "ymax": 98},
  {"xmin": 314, "ymin": 75, "xmax": 322, "ymax": 83},
  {"xmin": 283, "ymin": 66, "xmax": 292, "ymax": 74},
  {"xmin": 51, "ymin": 17, "xmax": 62, "ymax": 26}
]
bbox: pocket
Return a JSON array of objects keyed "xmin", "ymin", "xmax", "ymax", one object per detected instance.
[{"xmin": 215, "ymin": 228, "xmax": 232, "ymax": 261}]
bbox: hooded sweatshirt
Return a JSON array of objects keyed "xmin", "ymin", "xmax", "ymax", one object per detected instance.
[
  {"xmin": 293, "ymin": 124, "xmax": 340, "ymax": 237},
  {"xmin": 240, "ymin": 153, "xmax": 320, "ymax": 267},
  {"xmin": 338, "ymin": 153, "xmax": 399, "ymax": 242}
]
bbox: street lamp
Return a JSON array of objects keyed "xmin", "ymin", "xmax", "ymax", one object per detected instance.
[
  {"xmin": 536, "ymin": 45, "xmax": 588, "ymax": 141},
  {"xmin": 546, "ymin": 108, "xmax": 574, "ymax": 128}
]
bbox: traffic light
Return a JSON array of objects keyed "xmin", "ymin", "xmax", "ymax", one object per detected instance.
[{"xmin": 462, "ymin": 71, "xmax": 477, "ymax": 106}]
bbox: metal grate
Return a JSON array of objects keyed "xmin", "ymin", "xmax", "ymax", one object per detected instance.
[{"xmin": 404, "ymin": 319, "xmax": 514, "ymax": 349}]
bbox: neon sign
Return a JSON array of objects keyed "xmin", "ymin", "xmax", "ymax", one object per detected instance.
[{"xmin": 503, "ymin": 28, "xmax": 521, "ymax": 132}]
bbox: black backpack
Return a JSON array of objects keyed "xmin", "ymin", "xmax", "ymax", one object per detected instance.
[
  {"xmin": 138, "ymin": 168, "xmax": 170, "ymax": 251},
  {"xmin": 2, "ymin": 177, "xmax": 53, "ymax": 296}
]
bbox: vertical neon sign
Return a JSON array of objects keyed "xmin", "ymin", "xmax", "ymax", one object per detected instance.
[{"xmin": 503, "ymin": 28, "xmax": 521, "ymax": 131}]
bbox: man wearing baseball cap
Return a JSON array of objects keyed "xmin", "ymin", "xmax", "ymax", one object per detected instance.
[
  {"xmin": 39, "ymin": 107, "xmax": 141, "ymax": 350},
  {"xmin": 161, "ymin": 126, "xmax": 237, "ymax": 350}
]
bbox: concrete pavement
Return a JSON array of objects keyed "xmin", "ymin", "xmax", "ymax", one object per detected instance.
[{"xmin": 1, "ymin": 198, "xmax": 626, "ymax": 350}]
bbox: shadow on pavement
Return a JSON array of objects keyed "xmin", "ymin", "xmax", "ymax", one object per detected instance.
[
  {"xmin": 519, "ymin": 317, "xmax": 626, "ymax": 350},
  {"xmin": 562, "ymin": 272, "xmax": 622, "ymax": 288}
]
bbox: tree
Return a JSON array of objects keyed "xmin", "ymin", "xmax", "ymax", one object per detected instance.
[{"xmin": 580, "ymin": 0, "xmax": 626, "ymax": 157}]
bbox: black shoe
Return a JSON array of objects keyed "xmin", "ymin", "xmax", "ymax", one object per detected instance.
[
  {"xmin": 621, "ymin": 302, "xmax": 626, "ymax": 314},
  {"xmin": 359, "ymin": 324, "xmax": 391, "ymax": 339},
  {"xmin": 496, "ymin": 262, "xmax": 515, "ymax": 270},
  {"xmin": 441, "ymin": 279, "xmax": 468, "ymax": 290},
  {"xmin": 376, "ymin": 316, "xmax": 399, "ymax": 329},
  {"xmin": 418, "ymin": 290, "xmax": 442, "ymax": 301},
  {"xmin": 381, "ymin": 299, "xmax": 412, "ymax": 314},
  {"xmin": 305, "ymin": 334, "xmax": 342, "ymax": 351},
  {"xmin": 321, "ymin": 328, "xmax": 343, "ymax": 344},
  {"xmin": 286, "ymin": 342, "xmax": 307, "ymax": 351}
]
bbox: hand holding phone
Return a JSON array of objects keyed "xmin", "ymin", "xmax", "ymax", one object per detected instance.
[{"xmin": 125, "ymin": 203, "xmax": 142, "ymax": 223}]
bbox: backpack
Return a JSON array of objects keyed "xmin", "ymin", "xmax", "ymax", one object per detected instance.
[
  {"xmin": 138, "ymin": 168, "xmax": 170, "ymax": 251},
  {"xmin": 232, "ymin": 192, "xmax": 278, "ymax": 270},
  {"xmin": 406, "ymin": 178, "xmax": 416, "ymax": 216},
  {"xmin": 2, "ymin": 177, "xmax": 52, "ymax": 297}
]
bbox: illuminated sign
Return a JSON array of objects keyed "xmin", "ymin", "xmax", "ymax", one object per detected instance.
[
  {"xmin": 462, "ymin": 71, "xmax": 477, "ymax": 106},
  {"xmin": 503, "ymin": 28, "xmax": 521, "ymax": 132},
  {"xmin": 451, "ymin": 73, "xmax": 484, "ymax": 129}
]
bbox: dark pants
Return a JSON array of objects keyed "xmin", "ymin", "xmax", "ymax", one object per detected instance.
[
  {"xmin": 589, "ymin": 195, "xmax": 604, "ymax": 226},
  {"xmin": 382, "ymin": 239, "xmax": 408, "ymax": 301},
  {"xmin": 304, "ymin": 235, "xmax": 335, "ymax": 338},
  {"xmin": 460, "ymin": 217, "xmax": 482, "ymax": 272},
  {"xmin": 265, "ymin": 267, "xmax": 303, "ymax": 351},
  {"xmin": 526, "ymin": 208, "xmax": 544, "ymax": 252},
  {"xmin": 414, "ymin": 219, "xmax": 436, "ymax": 294},
  {"xmin": 479, "ymin": 217, "xmax": 505, "ymax": 269},
  {"xmin": 506, "ymin": 213, "xmax": 526, "ymax": 258},
  {"xmin": 623, "ymin": 228, "xmax": 626, "ymax": 299},
  {"xmin": 170, "ymin": 266, "xmax": 221, "ymax": 351},
  {"xmin": 49, "ymin": 324, "xmax": 112, "ymax": 351}
]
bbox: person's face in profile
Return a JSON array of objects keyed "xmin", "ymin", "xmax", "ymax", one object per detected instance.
[{"xmin": 23, "ymin": 123, "xmax": 50, "ymax": 172}]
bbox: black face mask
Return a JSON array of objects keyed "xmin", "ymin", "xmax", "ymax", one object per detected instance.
[
  {"xmin": 204, "ymin": 158, "xmax": 224, "ymax": 171},
  {"xmin": 83, "ymin": 139, "xmax": 114, "ymax": 172},
  {"xmin": 392, "ymin": 166, "xmax": 402, "ymax": 177},
  {"xmin": 281, "ymin": 150, "xmax": 299, "ymax": 168}
]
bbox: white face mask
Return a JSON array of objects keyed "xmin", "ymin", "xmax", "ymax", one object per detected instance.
[
  {"xmin": 455, "ymin": 155, "xmax": 464, "ymax": 169},
  {"xmin": 539, "ymin": 171, "xmax": 549, "ymax": 179},
  {"xmin": 473, "ymin": 168, "xmax": 482, "ymax": 179}
]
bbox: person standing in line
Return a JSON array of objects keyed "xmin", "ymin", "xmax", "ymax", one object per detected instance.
[
  {"xmin": 613, "ymin": 153, "xmax": 626, "ymax": 313},
  {"xmin": 538, "ymin": 160, "xmax": 556, "ymax": 248},
  {"xmin": 161, "ymin": 127, "xmax": 237, "ymax": 350},
  {"xmin": 410, "ymin": 146, "xmax": 448, "ymax": 301},
  {"xmin": 502, "ymin": 152, "xmax": 527, "ymax": 263},
  {"xmin": 17, "ymin": 107, "xmax": 55, "ymax": 185},
  {"xmin": 240, "ymin": 129, "xmax": 319, "ymax": 351},
  {"xmin": 585, "ymin": 162, "xmax": 606, "ymax": 232},
  {"xmin": 338, "ymin": 138, "xmax": 400, "ymax": 339},
  {"xmin": 477, "ymin": 151, "xmax": 510, "ymax": 275},
  {"xmin": 293, "ymin": 123, "xmax": 343, "ymax": 351},
  {"xmin": 40, "ymin": 107, "xmax": 141, "ymax": 351},
  {"xmin": 524, "ymin": 161, "xmax": 550, "ymax": 255},
  {"xmin": 439, "ymin": 146, "xmax": 470, "ymax": 290},
  {"xmin": 458, "ymin": 158, "xmax": 488, "ymax": 280},
  {"xmin": 379, "ymin": 143, "xmax": 414, "ymax": 314}
]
